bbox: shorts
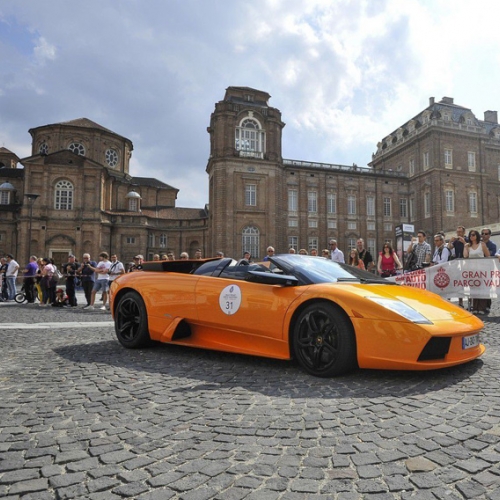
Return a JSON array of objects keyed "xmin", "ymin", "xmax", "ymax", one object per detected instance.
[{"xmin": 93, "ymin": 280, "xmax": 110, "ymax": 293}]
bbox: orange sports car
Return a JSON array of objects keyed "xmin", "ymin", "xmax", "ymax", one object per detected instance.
[{"xmin": 110, "ymin": 255, "xmax": 485, "ymax": 377}]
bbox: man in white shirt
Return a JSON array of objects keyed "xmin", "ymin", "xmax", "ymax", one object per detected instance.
[
  {"xmin": 5, "ymin": 254, "xmax": 19, "ymax": 301},
  {"xmin": 84, "ymin": 252, "xmax": 112, "ymax": 311},
  {"xmin": 432, "ymin": 234, "xmax": 451, "ymax": 265},
  {"xmin": 108, "ymin": 254, "xmax": 125, "ymax": 282},
  {"xmin": 329, "ymin": 240, "xmax": 345, "ymax": 263}
]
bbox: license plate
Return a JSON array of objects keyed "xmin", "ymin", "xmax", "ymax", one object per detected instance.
[{"xmin": 462, "ymin": 334, "xmax": 479, "ymax": 350}]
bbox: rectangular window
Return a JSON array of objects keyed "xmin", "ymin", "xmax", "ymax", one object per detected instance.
[
  {"xmin": 0, "ymin": 191, "xmax": 9, "ymax": 205},
  {"xmin": 468, "ymin": 152, "xmax": 476, "ymax": 172},
  {"xmin": 469, "ymin": 192, "xmax": 477, "ymax": 214},
  {"xmin": 409, "ymin": 158, "xmax": 415, "ymax": 176},
  {"xmin": 348, "ymin": 238, "xmax": 356, "ymax": 250},
  {"xmin": 245, "ymin": 184, "xmax": 257, "ymax": 206},
  {"xmin": 126, "ymin": 237, "xmax": 136, "ymax": 244},
  {"xmin": 327, "ymin": 193, "xmax": 336, "ymax": 214},
  {"xmin": 366, "ymin": 196, "xmax": 375, "ymax": 217},
  {"xmin": 424, "ymin": 192, "xmax": 431, "ymax": 217},
  {"xmin": 444, "ymin": 149, "xmax": 453, "ymax": 168},
  {"xmin": 289, "ymin": 236, "xmax": 298, "ymax": 251},
  {"xmin": 383, "ymin": 197, "xmax": 391, "ymax": 217},
  {"xmin": 288, "ymin": 189, "xmax": 298, "ymax": 212},
  {"xmin": 423, "ymin": 152, "xmax": 429, "ymax": 170},
  {"xmin": 308, "ymin": 237, "xmax": 318, "ymax": 251},
  {"xmin": 367, "ymin": 238, "xmax": 376, "ymax": 257},
  {"xmin": 384, "ymin": 223, "xmax": 392, "ymax": 232},
  {"xmin": 347, "ymin": 195, "xmax": 356, "ymax": 215},
  {"xmin": 308, "ymin": 191, "xmax": 317, "ymax": 213},
  {"xmin": 347, "ymin": 222, "xmax": 356, "ymax": 230},
  {"xmin": 327, "ymin": 220, "xmax": 337, "ymax": 229},
  {"xmin": 288, "ymin": 219, "xmax": 298, "ymax": 227},
  {"xmin": 367, "ymin": 222, "xmax": 375, "ymax": 230},
  {"xmin": 159, "ymin": 234, "xmax": 167, "ymax": 248},
  {"xmin": 445, "ymin": 190, "xmax": 454, "ymax": 212},
  {"xmin": 399, "ymin": 198, "xmax": 407, "ymax": 218},
  {"xmin": 308, "ymin": 220, "xmax": 318, "ymax": 228},
  {"xmin": 148, "ymin": 233, "xmax": 155, "ymax": 247}
]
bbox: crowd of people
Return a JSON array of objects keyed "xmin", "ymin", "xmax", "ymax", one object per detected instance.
[{"xmin": 1, "ymin": 233, "xmax": 499, "ymax": 315}]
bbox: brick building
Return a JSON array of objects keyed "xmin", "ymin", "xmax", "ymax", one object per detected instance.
[
  {"xmin": 2, "ymin": 88, "xmax": 500, "ymax": 267},
  {"xmin": 206, "ymin": 88, "xmax": 500, "ymax": 260},
  {"xmin": 0, "ymin": 119, "xmax": 208, "ymax": 269}
]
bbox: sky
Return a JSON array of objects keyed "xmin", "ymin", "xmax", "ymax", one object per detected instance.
[{"xmin": 1, "ymin": 0, "xmax": 500, "ymax": 208}]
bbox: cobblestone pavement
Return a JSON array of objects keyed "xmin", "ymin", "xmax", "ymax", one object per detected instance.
[{"xmin": 1, "ymin": 296, "xmax": 500, "ymax": 499}]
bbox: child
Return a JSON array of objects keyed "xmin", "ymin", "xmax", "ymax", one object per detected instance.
[{"xmin": 52, "ymin": 288, "xmax": 69, "ymax": 307}]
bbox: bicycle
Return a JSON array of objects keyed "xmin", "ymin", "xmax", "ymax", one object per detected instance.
[{"xmin": 14, "ymin": 282, "xmax": 42, "ymax": 304}]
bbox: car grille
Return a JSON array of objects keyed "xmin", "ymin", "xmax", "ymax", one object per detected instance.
[{"xmin": 417, "ymin": 337, "xmax": 451, "ymax": 361}]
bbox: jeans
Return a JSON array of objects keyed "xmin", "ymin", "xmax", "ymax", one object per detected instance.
[{"xmin": 6, "ymin": 276, "xmax": 16, "ymax": 300}]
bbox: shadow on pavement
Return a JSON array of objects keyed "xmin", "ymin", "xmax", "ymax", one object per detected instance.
[{"xmin": 52, "ymin": 336, "xmax": 484, "ymax": 401}]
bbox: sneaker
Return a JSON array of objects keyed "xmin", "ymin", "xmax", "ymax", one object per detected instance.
[
  {"xmin": 84, "ymin": 305, "xmax": 94, "ymax": 310},
  {"xmin": 99, "ymin": 306, "xmax": 106, "ymax": 310}
]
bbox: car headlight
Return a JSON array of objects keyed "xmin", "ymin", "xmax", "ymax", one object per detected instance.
[{"xmin": 366, "ymin": 297, "xmax": 432, "ymax": 324}]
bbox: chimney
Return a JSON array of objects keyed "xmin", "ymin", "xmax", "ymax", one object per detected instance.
[
  {"xmin": 441, "ymin": 97, "xmax": 454, "ymax": 105},
  {"xmin": 484, "ymin": 110, "xmax": 498, "ymax": 124},
  {"xmin": 429, "ymin": 97, "xmax": 435, "ymax": 106}
]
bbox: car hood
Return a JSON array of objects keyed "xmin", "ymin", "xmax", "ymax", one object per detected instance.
[{"xmin": 315, "ymin": 282, "xmax": 477, "ymax": 323}]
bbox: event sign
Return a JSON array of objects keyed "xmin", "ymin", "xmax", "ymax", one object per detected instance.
[{"xmin": 388, "ymin": 258, "xmax": 499, "ymax": 299}]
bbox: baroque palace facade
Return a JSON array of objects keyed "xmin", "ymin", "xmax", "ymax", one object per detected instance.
[
  {"xmin": 0, "ymin": 119, "xmax": 208, "ymax": 269},
  {"xmin": 2, "ymin": 86, "xmax": 500, "ymax": 266},
  {"xmin": 207, "ymin": 88, "xmax": 500, "ymax": 259}
]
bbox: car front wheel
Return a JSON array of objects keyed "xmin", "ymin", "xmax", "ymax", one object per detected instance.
[
  {"xmin": 292, "ymin": 302, "xmax": 357, "ymax": 377},
  {"xmin": 115, "ymin": 291, "xmax": 150, "ymax": 348}
]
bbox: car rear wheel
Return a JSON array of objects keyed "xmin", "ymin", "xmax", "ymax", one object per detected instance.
[
  {"xmin": 115, "ymin": 291, "xmax": 150, "ymax": 348},
  {"xmin": 292, "ymin": 302, "xmax": 357, "ymax": 377}
]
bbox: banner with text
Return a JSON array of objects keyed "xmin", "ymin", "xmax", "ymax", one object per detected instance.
[{"xmin": 388, "ymin": 258, "xmax": 500, "ymax": 299}]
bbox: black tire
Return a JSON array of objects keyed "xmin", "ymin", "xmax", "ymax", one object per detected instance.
[
  {"xmin": 15, "ymin": 293, "xmax": 27, "ymax": 304},
  {"xmin": 292, "ymin": 302, "xmax": 357, "ymax": 377},
  {"xmin": 114, "ymin": 291, "xmax": 151, "ymax": 348}
]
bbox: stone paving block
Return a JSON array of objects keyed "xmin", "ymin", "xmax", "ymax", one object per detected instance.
[{"xmin": 8, "ymin": 478, "xmax": 48, "ymax": 494}]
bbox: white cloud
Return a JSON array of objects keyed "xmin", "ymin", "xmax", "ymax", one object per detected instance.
[{"xmin": 1, "ymin": 0, "xmax": 500, "ymax": 204}]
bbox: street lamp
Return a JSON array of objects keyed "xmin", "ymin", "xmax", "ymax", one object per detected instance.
[{"xmin": 24, "ymin": 193, "xmax": 39, "ymax": 262}]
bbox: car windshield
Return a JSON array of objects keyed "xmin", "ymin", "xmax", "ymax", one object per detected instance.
[{"xmin": 270, "ymin": 254, "xmax": 389, "ymax": 285}]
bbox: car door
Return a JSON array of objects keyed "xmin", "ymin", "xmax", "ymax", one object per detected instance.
[{"xmin": 191, "ymin": 275, "xmax": 306, "ymax": 359}]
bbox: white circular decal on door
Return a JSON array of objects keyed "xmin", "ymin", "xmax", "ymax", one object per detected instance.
[{"xmin": 219, "ymin": 284, "xmax": 242, "ymax": 315}]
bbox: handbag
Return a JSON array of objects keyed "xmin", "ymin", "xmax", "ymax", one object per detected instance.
[{"xmin": 404, "ymin": 251, "xmax": 418, "ymax": 272}]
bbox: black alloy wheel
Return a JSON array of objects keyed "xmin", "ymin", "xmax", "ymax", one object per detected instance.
[
  {"xmin": 114, "ymin": 291, "xmax": 151, "ymax": 348},
  {"xmin": 292, "ymin": 302, "xmax": 357, "ymax": 377}
]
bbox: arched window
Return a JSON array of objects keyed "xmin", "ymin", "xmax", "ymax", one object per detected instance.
[
  {"xmin": 242, "ymin": 226, "xmax": 260, "ymax": 259},
  {"xmin": 235, "ymin": 118, "xmax": 265, "ymax": 158},
  {"xmin": 54, "ymin": 180, "xmax": 74, "ymax": 210},
  {"xmin": 68, "ymin": 142, "xmax": 85, "ymax": 156}
]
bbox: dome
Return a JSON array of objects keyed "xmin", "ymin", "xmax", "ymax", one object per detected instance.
[
  {"xmin": 0, "ymin": 182, "xmax": 15, "ymax": 191},
  {"xmin": 126, "ymin": 190, "xmax": 141, "ymax": 199}
]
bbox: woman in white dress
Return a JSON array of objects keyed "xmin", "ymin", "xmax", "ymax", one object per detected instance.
[{"xmin": 464, "ymin": 230, "xmax": 489, "ymax": 314}]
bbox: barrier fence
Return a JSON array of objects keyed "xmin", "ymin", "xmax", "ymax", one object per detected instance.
[{"xmin": 388, "ymin": 258, "xmax": 500, "ymax": 299}]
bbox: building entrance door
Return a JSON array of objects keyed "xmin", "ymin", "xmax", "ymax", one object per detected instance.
[{"xmin": 50, "ymin": 250, "xmax": 71, "ymax": 273}]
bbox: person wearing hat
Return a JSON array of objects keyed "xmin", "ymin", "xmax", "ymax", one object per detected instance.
[
  {"xmin": 62, "ymin": 254, "xmax": 79, "ymax": 307},
  {"xmin": 52, "ymin": 288, "xmax": 69, "ymax": 307},
  {"xmin": 128, "ymin": 255, "xmax": 144, "ymax": 272}
]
